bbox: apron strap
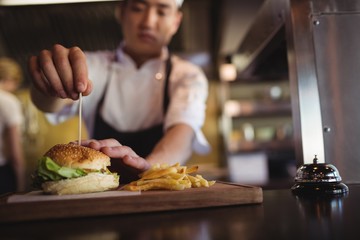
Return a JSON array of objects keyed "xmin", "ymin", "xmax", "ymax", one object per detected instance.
[{"xmin": 163, "ymin": 54, "xmax": 172, "ymax": 113}]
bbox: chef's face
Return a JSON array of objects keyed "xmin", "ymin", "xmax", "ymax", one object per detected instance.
[{"xmin": 120, "ymin": 0, "xmax": 182, "ymax": 59}]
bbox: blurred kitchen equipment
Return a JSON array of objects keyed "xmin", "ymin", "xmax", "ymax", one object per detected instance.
[{"xmin": 242, "ymin": 123, "xmax": 255, "ymax": 142}]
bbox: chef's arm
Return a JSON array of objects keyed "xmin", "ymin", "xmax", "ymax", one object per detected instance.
[
  {"xmin": 146, "ymin": 123, "xmax": 194, "ymax": 166},
  {"xmin": 30, "ymin": 85, "xmax": 73, "ymax": 113}
]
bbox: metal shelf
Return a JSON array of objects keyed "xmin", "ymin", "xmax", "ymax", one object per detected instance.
[
  {"xmin": 227, "ymin": 139, "xmax": 294, "ymax": 154},
  {"xmin": 224, "ymin": 100, "xmax": 292, "ymax": 119}
]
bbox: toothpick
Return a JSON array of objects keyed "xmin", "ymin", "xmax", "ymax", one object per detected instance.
[{"xmin": 78, "ymin": 92, "xmax": 82, "ymax": 145}]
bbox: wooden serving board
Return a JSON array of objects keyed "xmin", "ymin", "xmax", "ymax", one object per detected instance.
[{"xmin": 0, "ymin": 182, "xmax": 262, "ymax": 223}]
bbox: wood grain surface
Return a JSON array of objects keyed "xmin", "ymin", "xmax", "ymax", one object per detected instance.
[{"xmin": 0, "ymin": 182, "xmax": 263, "ymax": 223}]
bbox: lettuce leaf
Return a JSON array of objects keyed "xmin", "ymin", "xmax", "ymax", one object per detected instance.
[{"xmin": 36, "ymin": 156, "xmax": 87, "ymax": 182}]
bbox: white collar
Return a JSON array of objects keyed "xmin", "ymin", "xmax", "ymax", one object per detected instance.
[{"xmin": 115, "ymin": 42, "xmax": 169, "ymax": 67}]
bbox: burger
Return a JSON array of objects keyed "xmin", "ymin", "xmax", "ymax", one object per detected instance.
[{"xmin": 33, "ymin": 143, "xmax": 120, "ymax": 195}]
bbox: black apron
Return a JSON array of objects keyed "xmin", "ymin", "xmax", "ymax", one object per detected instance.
[{"xmin": 93, "ymin": 55, "xmax": 172, "ymax": 182}]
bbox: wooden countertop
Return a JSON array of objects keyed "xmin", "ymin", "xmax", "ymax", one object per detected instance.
[{"xmin": 1, "ymin": 184, "xmax": 359, "ymax": 240}]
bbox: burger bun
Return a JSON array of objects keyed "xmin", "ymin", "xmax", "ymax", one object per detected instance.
[
  {"xmin": 42, "ymin": 172, "xmax": 119, "ymax": 195},
  {"xmin": 44, "ymin": 143, "xmax": 110, "ymax": 171}
]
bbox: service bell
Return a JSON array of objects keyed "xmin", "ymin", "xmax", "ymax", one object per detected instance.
[{"xmin": 291, "ymin": 155, "xmax": 349, "ymax": 195}]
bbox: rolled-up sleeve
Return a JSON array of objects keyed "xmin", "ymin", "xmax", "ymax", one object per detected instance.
[{"xmin": 165, "ymin": 58, "xmax": 210, "ymax": 154}]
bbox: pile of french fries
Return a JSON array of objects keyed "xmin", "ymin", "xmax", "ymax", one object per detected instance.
[{"xmin": 123, "ymin": 163, "xmax": 216, "ymax": 191}]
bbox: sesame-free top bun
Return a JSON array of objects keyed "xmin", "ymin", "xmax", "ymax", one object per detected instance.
[{"xmin": 44, "ymin": 143, "xmax": 110, "ymax": 170}]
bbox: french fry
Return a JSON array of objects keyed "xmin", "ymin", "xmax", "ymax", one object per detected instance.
[
  {"xmin": 186, "ymin": 165, "xmax": 199, "ymax": 174},
  {"xmin": 179, "ymin": 179, "xmax": 192, "ymax": 189},
  {"xmin": 186, "ymin": 175, "xmax": 200, "ymax": 187},
  {"xmin": 140, "ymin": 163, "xmax": 179, "ymax": 177},
  {"xmin": 138, "ymin": 163, "xmax": 162, "ymax": 178},
  {"xmin": 141, "ymin": 167, "xmax": 177, "ymax": 180},
  {"xmin": 123, "ymin": 163, "xmax": 216, "ymax": 191},
  {"xmin": 208, "ymin": 180, "xmax": 216, "ymax": 186},
  {"xmin": 124, "ymin": 181, "xmax": 187, "ymax": 191},
  {"xmin": 196, "ymin": 174, "xmax": 209, "ymax": 187},
  {"xmin": 167, "ymin": 172, "xmax": 186, "ymax": 180},
  {"xmin": 135, "ymin": 178, "xmax": 178, "ymax": 186}
]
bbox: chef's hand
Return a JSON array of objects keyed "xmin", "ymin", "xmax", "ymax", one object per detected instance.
[
  {"xmin": 78, "ymin": 139, "xmax": 151, "ymax": 182},
  {"xmin": 29, "ymin": 44, "xmax": 92, "ymax": 100}
]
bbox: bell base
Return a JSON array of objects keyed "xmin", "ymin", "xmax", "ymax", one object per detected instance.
[{"xmin": 291, "ymin": 182, "xmax": 349, "ymax": 195}]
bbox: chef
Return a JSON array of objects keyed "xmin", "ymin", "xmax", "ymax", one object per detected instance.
[{"xmin": 28, "ymin": 0, "xmax": 210, "ymax": 182}]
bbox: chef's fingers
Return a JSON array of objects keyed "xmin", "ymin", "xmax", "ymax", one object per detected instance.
[
  {"xmin": 75, "ymin": 139, "xmax": 150, "ymax": 172},
  {"xmin": 29, "ymin": 55, "xmax": 53, "ymax": 96},
  {"xmin": 85, "ymin": 79, "xmax": 93, "ymax": 97},
  {"xmin": 74, "ymin": 139, "xmax": 150, "ymax": 173},
  {"xmin": 68, "ymin": 46, "xmax": 91, "ymax": 97},
  {"xmin": 122, "ymin": 155, "xmax": 151, "ymax": 172},
  {"xmin": 52, "ymin": 44, "xmax": 76, "ymax": 99},
  {"xmin": 38, "ymin": 49, "xmax": 67, "ymax": 98},
  {"xmin": 100, "ymin": 145, "xmax": 140, "ymax": 158},
  {"xmin": 101, "ymin": 145, "xmax": 150, "ymax": 172},
  {"xmin": 78, "ymin": 138, "xmax": 123, "ymax": 150}
]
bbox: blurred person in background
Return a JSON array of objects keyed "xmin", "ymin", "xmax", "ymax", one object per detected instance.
[
  {"xmin": 0, "ymin": 57, "xmax": 25, "ymax": 194},
  {"xmin": 28, "ymin": 0, "xmax": 210, "ymax": 182}
]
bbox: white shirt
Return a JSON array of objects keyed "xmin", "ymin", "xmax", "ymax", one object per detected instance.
[
  {"xmin": 0, "ymin": 89, "xmax": 23, "ymax": 166},
  {"xmin": 47, "ymin": 46, "xmax": 210, "ymax": 154}
]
